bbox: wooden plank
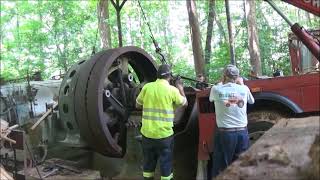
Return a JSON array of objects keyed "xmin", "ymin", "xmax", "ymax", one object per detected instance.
[
  {"xmin": 19, "ymin": 158, "xmax": 101, "ymax": 179},
  {"xmin": 0, "ymin": 134, "xmax": 16, "ymax": 144},
  {"xmin": 30, "ymin": 102, "xmax": 58, "ymax": 130},
  {"xmin": 0, "ymin": 166, "xmax": 14, "ymax": 180}
]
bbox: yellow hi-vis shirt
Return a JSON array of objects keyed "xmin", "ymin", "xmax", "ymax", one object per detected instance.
[{"xmin": 136, "ymin": 79, "xmax": 186, "ymax": 139}]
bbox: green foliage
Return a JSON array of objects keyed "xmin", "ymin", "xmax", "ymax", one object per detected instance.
[
  {"xmin": 208, "ymin": 42, "xmax": 230, "ymax": 82},
  {"xmin": 255, "ymin": 1, "xmax": 293, "ymax": 76},
  {"xmin": 1, "ymin": 0, "xmax": 316, "ymax": 83}
]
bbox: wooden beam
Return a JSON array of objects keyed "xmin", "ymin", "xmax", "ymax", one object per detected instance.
[{"xmin": 30, "ymin": 102, "xmax": 58, "ymax": 130}]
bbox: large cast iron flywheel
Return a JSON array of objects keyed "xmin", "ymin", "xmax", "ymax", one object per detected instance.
[{"xmin": 60, "ymin": 46, "xmax": 157, "ymax": 157}]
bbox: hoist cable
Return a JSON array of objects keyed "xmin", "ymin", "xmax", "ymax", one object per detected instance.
[
  {"xmin": 92, "ymin": 28, "xmax": 99, "ymax": 55},
  {"xmin": 137, "ymin": 0, "xmax": 167, "ymax": 65},
  {"xmin": 92, "ymin": 1, "xmax": 101, "ymax": 55},
  {"xmin": 136, "ymin": 0, "xmax": 209, "ymax": 86}
]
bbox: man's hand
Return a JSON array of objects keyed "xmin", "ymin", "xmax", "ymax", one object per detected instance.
[
  {"xmin": 174, "ymin": 76, "xmax": 183, "ymax": 86},
  {"xmin": 176, "ymin": 83, "xmax": 185, "ymax": 96},
  {"xmin": 174, "ymin": 79, "xmax": 188, "ymax": 106}
]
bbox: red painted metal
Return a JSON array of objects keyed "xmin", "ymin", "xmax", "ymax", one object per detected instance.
[
  {"xmin": 196, "ymin": 73, "xmax": 320, "ymax": 160},
  {"xmin": 196, "ymin": 0, "xmax": 320, "ymax": 165},
  {"xmin": 289, "ymin": 30, "xmax": 320, "ymax": 74},
  {"xmin": 283, "ymin": 0, "xmax": 320, "ymax": 16},
  {"xmin": 245, "ymin": 73, "xmax": 320, "ymax": 112},
  {"xmin": 196, "ymin": 89, "xmax": 216, "ymax": 160},
  {"xmin": 291, "ymin": 24, "xmax": 320, "ymax": 61},
  {"xmin": 289, "ymin": 35, "xmax": 301, "ymax": 75},
  {"xmin": 266, "ymin": 1, "xmax": 320, "ymax": 61}
]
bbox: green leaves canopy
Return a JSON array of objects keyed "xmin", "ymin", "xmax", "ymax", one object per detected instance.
[{"xmin": 1, "ymin": 0, "xmax": 317, "ymax": 83}]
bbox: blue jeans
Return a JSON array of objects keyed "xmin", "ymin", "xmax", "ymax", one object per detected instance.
[
  {"xmin": 142, "ymin": 135, "xmax": 174, "ymax": 180},
  {"xmin": 211, "ymin": 129, "xmax": 249, "ymax": 178}
]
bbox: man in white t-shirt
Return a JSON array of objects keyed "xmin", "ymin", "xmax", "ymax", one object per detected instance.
[{"xmin": 209, "ymin": 64, "xmax": 254, "ymax": 178}]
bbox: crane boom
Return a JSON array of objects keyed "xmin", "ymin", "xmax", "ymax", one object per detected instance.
[
  {"xmin": 266, "ymin": 0, "xmax": 320, "ymax": 61},
  {"xmin": 282, "ymin": 0, "xmax": 320, "ymax": 17}
]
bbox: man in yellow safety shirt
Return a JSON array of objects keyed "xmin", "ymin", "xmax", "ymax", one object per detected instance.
[{"xmin": 136, "ymin": 64, "xmax": 188, "ymax": 180}]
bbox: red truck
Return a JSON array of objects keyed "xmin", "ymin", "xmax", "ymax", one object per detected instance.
[{"xmin": 196, "ymin": 0, "xmax": 320, "ymax": 172}]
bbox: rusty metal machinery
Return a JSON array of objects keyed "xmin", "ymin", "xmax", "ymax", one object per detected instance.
[
  {"xmin": 58, "ymin": 60, "xmax": 86, "ymax": 147},
  {"xmin": 59, "ymin": 46, "xmax": 158, "ymax": 157},
  {"xmin": 0, "ymin": 46, "xmax": 197, "ymax": 178}
]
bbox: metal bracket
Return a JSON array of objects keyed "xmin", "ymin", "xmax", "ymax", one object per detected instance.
[{"xmin": 104, "ymin": 90, "xmax": 126, "ymax": 118}]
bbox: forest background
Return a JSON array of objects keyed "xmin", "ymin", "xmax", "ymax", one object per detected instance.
[{"xmin": 1, "ymin": 0, "xmax": 319, "ymax": 83}]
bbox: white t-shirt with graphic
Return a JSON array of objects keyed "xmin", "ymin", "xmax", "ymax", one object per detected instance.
[{"xmin": 209, "ymin": 82, "xmax": 254, "ymax": 128}]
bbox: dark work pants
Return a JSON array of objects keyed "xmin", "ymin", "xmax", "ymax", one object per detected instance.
[
  {"xmin": 211, "ymin": 129, "xmax": 249, "ymax": 178},
  {"xmin": 142, "ymin": 135, "xmax": 174, "ymax": 179}
]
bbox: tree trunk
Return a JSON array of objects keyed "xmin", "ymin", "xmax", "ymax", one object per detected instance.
[
  {"xmin": 225, "ymin": 0, "xmax": 235, "ymax": 65},
  {"xmin": 37, "ymin": 0, "xmax": 45, "ymax": 76},
  {"xmin": 139, "ymin": 11, "xmax": 144, "ymax": 49},
  {"xmin": 163, "ymin": 21, "xmax": 172, "ymax": 61},
  {"xmin": 186, "ymin": 0, "xmax": 205, "ymax": 76},
  {"xmin": 62, "ymin": 2, "xmax": 68, "ymax": 72},
  {"xmin": 244, "ymin": 0, "xmax": 262, "ymax": 76},
  {"xmin": 110, "ymin": 0, "xmax": 127, "ymax": 47},
  {"xmin": 215, "ymin": 15, "xmax": 227, "ymax": 44},
  {"xmin": 97, "ymin": 0, "xmax": 112, "ymax": 49},
  {"xmin": 204, "ymin": 0, "xmax": 216, "ymax": 76},
  {"xmin": 297, "ymin": 9, "xmax": 301, "ymax": 22},
  {"xmin": 128, "ymin": 16, "xmax": 134, "ymax": 44},
  {"xmin": 305, "ymin": 11, "xmax": 311, "ymax": 27},
  {"xmin": 16, "ymin": 4, "xmax": 21, "ymax": 73},
  {"xmin": 116, "ymin": 10, "xmax": 122, "ymax": 47}
]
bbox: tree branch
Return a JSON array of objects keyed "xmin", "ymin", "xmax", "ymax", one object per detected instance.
[
  {"xmin": 110, "ymin": 0, "xmax": 116, "ymax": 9},
  {"xmin": 215, "ymin": 14, "xmax": 227, "ymax": 42},
  {"xmin": 120, "ymin": 0, "xmax": 127, "ymax": 10},
  {"xmin": 234, "ymin": 19, "xmax": 246, "ymax": 39}
]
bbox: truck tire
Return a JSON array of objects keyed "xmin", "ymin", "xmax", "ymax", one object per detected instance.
[{"xmin": 247, "ymin": 110, "xmax": 285, "ymax": 145}]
